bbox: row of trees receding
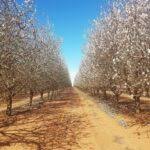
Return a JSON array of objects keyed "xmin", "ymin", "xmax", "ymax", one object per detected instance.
[
  {"xmin": 0, "ymin": 0, "xmax": 71, "ymax": 115},
  {"xmin": 74, "ymin": 0, "xmax": 150, "ymax": 113}
]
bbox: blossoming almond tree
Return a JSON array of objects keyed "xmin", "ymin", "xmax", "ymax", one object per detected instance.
[
  {"xmin": 0, "ymin": 0, "xmax": 71, "ymax": 115},
  {"xmin": 75, "ymin": 0, "xmax": 150, "ymax": 113}
]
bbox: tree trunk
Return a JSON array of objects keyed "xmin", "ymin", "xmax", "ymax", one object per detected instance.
[
  {"xmin": 134, "ymin": 95, "xmax": 140, "ymax": 113},
  {"xmin": 47, "ymin": 91, "xmax": 50, "ymax": 100},
  {"xmin": 127, "ymin": 87, "xmax": 132, "ymax": 95},
  {"xmin": 55, "ymin": 90, "xmax": 58, "ymax": 98},
  {"xmin": 96, "ymin": 89, "xmax": 99, "ymax": 96},
  {"xmin": 54, "ymin": 90, "xmax": 57, "ymax": 98},
  {"xmin": 6, "ymin": 94, "xmax": 13, "ymax": 116},
  {"xmin": 29, "ymin": 90, "xmax": 34, "ymax": 106},
  {"xmin": 98, "ymin": 90, "xmax": 101, "ymax": 100},
  {"xmin": 53, "ymin": 91, "xmax": 56, "ymax": 99},
  {"xmin": 40, "ymin": 91, "xmax": 44, "ymax": 101},
  {"xmin": 50, "ymin": 91, "xmax": 54, "ymax": 100},
  {"xmin": 102, "ymin": 89, "xmax": 107, "ymax": 100},
  {"xmin": 115, "ymin": 94, "xmax": 119, "ymax": 108},
  {"xmin": 145, "ymin": 87, "xmax": 149, "ymax": 97},
  {"xmin": 93, "ymin": 90, "xmax": 96, "ymax": 96},
  {"xmin": 56, "ymin": 90, "xmax": 59, "ymax": 98}
]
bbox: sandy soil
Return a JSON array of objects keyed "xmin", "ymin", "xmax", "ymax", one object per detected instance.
[
  {"xmin": 0, "ymin": 88, "xmax": 149, "ymax": 150},
  {"xmin": 76, "ymin": 89, "xmax": 150, "ymax": 150}
]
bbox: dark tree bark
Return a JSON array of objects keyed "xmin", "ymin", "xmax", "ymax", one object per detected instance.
[
  {"xmin": 53, "ymin": 91, "xmax": 56, "ymax": 99},
  {"xmin": 133, "ymin": 95, "xmax": 141, "ymax": 113},
  {"xmin": 50, "ymin": 91, "xmax": 54, "ymax": 100},
  {"xmin": 127, "ymin": 87, "xmax": 132, "ymax": 95},
  {"xmin": 29, "ymin": 89, "xmax": 34, "ymax": 106},
  {"xmin": 133, "ymin": 88, "xmax": 141, "ymax": 113},
  {"xmin": 96, "ymin": 89, "xmax": 99, "ymax": 96},
  {"xmin": 102, "ymin": 89, "xmax": 107, "ymax": 100},
  {"xmin": 40, "ymin": 91, "xmax": 44, "ymax": 101},
  {"xmin": 145, "ymin": 87, "xmax": 149, "ymax": 97},
  {"xmin": 6, "ymin": 94, "xmax": 13, "ymax": 116},
  {"xmin": 115, "ymin": 94, "xmax": 119, "ymax": 108},
  {"xmin": 47, "ymin": 91, "xmax": 50, "ymax": 100}
]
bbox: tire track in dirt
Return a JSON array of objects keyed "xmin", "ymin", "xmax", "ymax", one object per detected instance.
[{"xmin": 76, "ymin": 88, "xmax": 150, "ymax": 150}]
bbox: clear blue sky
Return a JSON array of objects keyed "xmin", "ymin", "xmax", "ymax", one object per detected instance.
[{"xmin": 19, "ymin": 0, "xmax": 109, "ymax": 82}]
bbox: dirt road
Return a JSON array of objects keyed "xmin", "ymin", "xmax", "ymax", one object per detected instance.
[
  {"xmin": 76, "ymin": 89, "xmax": 150, "ymax": 150},
  {"xmin": 0, "ymin": 88, "xmax": 149, "ymax": 150}
]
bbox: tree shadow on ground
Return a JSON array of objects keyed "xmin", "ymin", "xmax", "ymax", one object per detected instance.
[
  {"xmin": 92, "ymin": 93, "xmax": 150, "ymax": 127},
  {"xmin": 0, "ymin": 88, "xmax": 88, "ymax": 150}
]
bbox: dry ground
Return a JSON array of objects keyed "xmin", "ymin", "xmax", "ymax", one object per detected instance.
[{"xmin": 0, "ymin": 88, "xmax": 149, "ymax": 150}]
